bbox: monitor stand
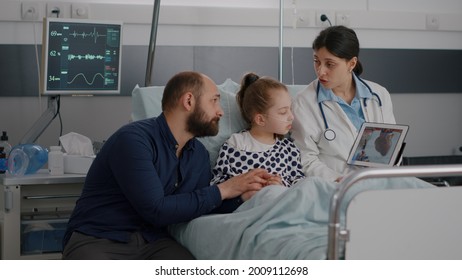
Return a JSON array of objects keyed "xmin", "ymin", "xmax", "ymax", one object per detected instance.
[{"xmin": 19, "ymin": 95, "xmax": 59, "ymax": 144}]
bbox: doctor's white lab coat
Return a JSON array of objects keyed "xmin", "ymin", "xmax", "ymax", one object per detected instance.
[{"xmin": 291, "ymin": 79, "xmax": 396, "ymax": 182}]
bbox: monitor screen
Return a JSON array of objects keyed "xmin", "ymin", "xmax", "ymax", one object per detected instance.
[{"xmin": 41, "ymin": 18, "xmax": 123, "ymax": 95}]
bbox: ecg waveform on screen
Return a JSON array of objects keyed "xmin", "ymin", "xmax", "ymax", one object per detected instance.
[
  {"xmin": 68, "ymin": 28, "xmax": 107, "ymax": 44},
  {"xmin": 68, "ymin": 54, "xmax": 105, "ymax": 61}
]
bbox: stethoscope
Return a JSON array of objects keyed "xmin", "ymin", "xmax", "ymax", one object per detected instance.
[{"xmin": 317, "ymin": 77, "xmax": 383, "ymax": 141}]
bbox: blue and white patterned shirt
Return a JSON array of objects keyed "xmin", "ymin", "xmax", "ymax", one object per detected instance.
[{"xmin": 212, "ymin": 131, "xmax": 305, "ymax": 187}]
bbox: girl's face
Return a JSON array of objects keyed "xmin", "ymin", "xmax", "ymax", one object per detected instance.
[
  {"xmin": 261, "ymin": 88, "xmax": 294, "ymax": 135},
  {"xmin": 313, "ymin": 47, "xmax": 357, "ymax": 90}
]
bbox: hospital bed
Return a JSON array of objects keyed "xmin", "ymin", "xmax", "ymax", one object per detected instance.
[{"xmin": 131, "ymin": 82, "xmax": 462, "ymax": 260}]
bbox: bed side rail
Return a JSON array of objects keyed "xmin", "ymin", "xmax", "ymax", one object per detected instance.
[{"xmin": 327, "ymin": 164, "xmax": 462, "ymax": 260}]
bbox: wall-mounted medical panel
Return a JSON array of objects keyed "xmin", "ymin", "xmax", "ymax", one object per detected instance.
[
  {"xmin": 1, "ymin": 2, "xmax": 462, "ymax": 32},
  {"xmin": 0, "ymin": 45, "xmax": 461, "ymax": 97}
]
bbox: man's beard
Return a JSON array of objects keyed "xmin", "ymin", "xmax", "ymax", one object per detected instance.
[{"xmin": 186, "ymin": 106, "xmax": 220, "ymax": 137}]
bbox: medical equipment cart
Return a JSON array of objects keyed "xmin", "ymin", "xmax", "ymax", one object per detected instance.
[{"xmin": 1, "ymin": 170, "xmax": 85, "ymax": 259}]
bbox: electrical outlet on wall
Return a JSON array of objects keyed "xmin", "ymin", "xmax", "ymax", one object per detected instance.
[
  {"xmin": 72, "ymin": 4, "xmax": 89, "ymax": 19},
  {"xmin": 293, "ymin": 10, "xmax": 315, "ymax": 28},
  {"xmin": 21, "ymin": 2, "xmax": 42, "ymax": 21},
  {"xmin": 46, "ymin": 2, "xmax": 71, "ymax": 18},
  {"xmin": 426, "ymin": 14, "xmax": 439, "ymax": 30},
  {"xmin": 315, "ymin": 11, "xmax": 335, "ymax": 27},
  {"xmin": 336, "ymin": 12, "xmax": 350, "ymax": 27}
]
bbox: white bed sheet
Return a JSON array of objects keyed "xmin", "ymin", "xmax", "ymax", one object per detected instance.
[{"xmin": 170, "ymin": 176, "xmax": 434, "ymax": 260}]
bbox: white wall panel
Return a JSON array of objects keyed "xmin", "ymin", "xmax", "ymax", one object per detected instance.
[
  {"xmin": 1, "ymin": 1, "xmax": 461, "ymax": 49},
  {"xmin": 369, "ymin": 0, "xmax": 462, "ymax": 13},
  {"xmin": 1, "ymin": 0, "xmax": 461, "ymax": 155}
]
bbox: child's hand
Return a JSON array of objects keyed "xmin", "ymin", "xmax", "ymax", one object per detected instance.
[
  {"xmin": 266, "ymin": 174, "xmax": 283, "ymax": 186},
  {"xmin": 240, "ymin": 174, "xmax": 284, "ymax": 202}
]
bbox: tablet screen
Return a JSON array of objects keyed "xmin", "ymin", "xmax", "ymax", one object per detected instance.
[{"xmin": 347, "ymin": 122, "xmax": 409, "ymax": 167}]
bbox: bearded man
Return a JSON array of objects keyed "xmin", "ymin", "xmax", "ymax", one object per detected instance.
[{"xmin": 62, "ymin": 71, "xmax": 271, "ymax": 260}]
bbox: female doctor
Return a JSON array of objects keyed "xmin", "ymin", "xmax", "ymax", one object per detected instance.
[{"xmin": 291, "ymin": 25, "xmax": 396, "ymax": 182}]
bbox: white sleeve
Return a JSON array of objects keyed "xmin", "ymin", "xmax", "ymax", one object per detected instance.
[
  {"xmin": 380, "ymin": 87, "xmax": 396, "ymax": 124},
  {"xmin": 369, "ymin": 81, "xmax": 396, "ymax": 124}
]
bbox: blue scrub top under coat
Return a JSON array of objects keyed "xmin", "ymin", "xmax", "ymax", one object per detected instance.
[{"xmin": 317, "ymin": 73, "xmax": 373, "ymax": 131}]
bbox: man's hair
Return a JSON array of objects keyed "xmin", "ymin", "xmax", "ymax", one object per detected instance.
[{"xmin": 161, "ymin": 71, "xmax": 205, "ymax": 112}]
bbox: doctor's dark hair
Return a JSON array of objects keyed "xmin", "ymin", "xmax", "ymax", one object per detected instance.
[
  {"xmin": 312, "ymin": 25, "xmax": 363, "ymax": 75},
  {"xmin": 162, "ymin": 71, "xmax": 204, "ymax": 112},
  {"xmin": 236, "ymin": 72, "xmax": 288, "ymax": 128}
]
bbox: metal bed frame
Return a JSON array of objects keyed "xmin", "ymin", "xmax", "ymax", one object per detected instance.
[{"xmin": 328, "ymin": 164, "xmax": 462, "ymax": 259}]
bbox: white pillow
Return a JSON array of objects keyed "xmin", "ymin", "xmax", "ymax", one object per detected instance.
[{"xmin": 131, "ymin": 84, "xmax": 165, "ymax": 121}]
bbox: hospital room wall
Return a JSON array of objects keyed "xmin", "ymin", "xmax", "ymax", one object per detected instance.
[{"xmin": 0, "ymin": 0, "xmax": 461, "ymax": 157}]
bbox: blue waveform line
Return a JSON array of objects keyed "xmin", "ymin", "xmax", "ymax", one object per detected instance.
[
  {"xmin": 67, "ymin": 72, "xmax": 106, "ymax": 86},
  {"xmin": 69, "ymin": 27, "xmax": 107, "ymax": 44}
]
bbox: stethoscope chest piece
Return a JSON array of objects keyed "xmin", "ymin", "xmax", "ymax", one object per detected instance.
[
  {"xmin": 316, "ymin": 77, "xmax": 383, "ymax": 143},
  {"xmin": 324, "ymin": 129, "xmax": 336, "ymax": 141}
]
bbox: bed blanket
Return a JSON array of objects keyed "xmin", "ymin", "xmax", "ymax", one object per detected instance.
[{"xmin": 169, "ymin": 176, "xmax": 433, "ymax": 259}]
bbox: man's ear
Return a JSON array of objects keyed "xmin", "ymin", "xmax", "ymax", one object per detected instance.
[{"xmin": 181, "ymin": 92, "xmax": 195, "ymax": 111}]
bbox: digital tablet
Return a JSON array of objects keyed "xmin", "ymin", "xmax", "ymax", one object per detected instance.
[{"xmin": 347, "ymin": 122, "xmax": 409, "ymax": 168}]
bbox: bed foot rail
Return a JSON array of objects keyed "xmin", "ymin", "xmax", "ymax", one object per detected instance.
[{"xmin": 327, "ymin": 164, "xmax": 462, "ymax": 260}]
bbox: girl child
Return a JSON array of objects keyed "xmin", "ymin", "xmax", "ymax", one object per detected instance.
[{"xmin": 211, "ymin": 73, "xmax": 305, "ymax": 191}]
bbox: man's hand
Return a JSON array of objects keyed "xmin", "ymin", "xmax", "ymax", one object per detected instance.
[
  {"xmin": 217, "ymin": 168, "xmax": 271, "ymax": 200},
  {"xmin": 240, "ymin": 191, "xmax": 258, "ymax": 202}
]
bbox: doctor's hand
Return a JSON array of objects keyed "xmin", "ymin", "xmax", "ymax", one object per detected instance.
[{"xmin": 217, "ymin": 168, "xmax": 271, "ymax": 200}]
